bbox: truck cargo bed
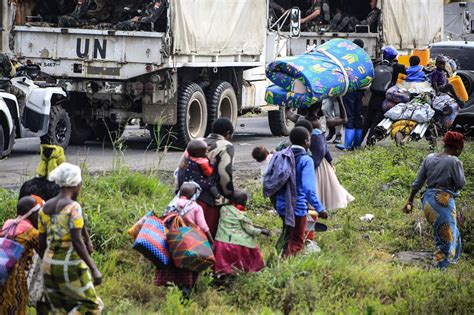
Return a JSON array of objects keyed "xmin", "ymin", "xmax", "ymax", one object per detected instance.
[{"xmin": 13, "ymin": 26, "xmax": 165, "ymax": 80}]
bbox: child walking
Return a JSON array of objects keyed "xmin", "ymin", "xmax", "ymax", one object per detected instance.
[
  {"xmin": 275, "ymin": 127, "xmax": 328, "ymax": 257},
  {"xmin": 213, "ymin": 191, "xmax": 270, "ymax": 275}
]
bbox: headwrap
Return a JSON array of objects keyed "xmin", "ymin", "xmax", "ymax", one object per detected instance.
[
  {"xmin": 443, "ymin": 131, "xmax": 465, "ymax": 150},
  {"xmin": 36, "ymin": 144, "xmax": 66, "ymax": 177},
  {"xmin": 48, "ymin": 163, "xmax": 82, "ymax": 187}
]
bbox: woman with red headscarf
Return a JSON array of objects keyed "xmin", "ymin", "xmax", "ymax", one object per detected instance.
[{"xmin": 403, "ymin": 131, "xmax": 466, "ymax": 269}]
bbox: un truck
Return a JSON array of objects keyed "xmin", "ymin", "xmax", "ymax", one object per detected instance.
[{"xmin": 1, "ymin": 0, "xmax": 445, "ymax": 148}]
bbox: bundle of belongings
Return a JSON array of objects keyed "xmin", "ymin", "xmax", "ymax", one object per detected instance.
[
  {"xmin": 384, "ymin": 95, "xmax": 435, "ymax": 124},
  {"xmin": 431, "ymin": 93, "xmax": 461, "ymax": 129},
  {"xmin": 265, "ymin": 39, "xmax": 374, "ymax": 109}
]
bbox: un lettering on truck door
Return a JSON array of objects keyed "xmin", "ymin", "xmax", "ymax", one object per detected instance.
[{"xmin": 76, "ymin": 38, "xmax": 107, "ymax": 59}]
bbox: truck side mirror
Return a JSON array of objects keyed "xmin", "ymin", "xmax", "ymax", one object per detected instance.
[{"xmin": 290, "ymin": 7, "xmax": 301, "ymax": 38}]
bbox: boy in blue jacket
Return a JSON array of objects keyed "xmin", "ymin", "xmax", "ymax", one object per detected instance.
[{"xmin": 276, "ymin": 127, "xmax": 328, "ymax": 257}]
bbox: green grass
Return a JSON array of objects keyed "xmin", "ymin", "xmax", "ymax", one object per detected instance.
[{"xmin": 1, "ymin": 144, "xmax": 473, "ymax": 314}]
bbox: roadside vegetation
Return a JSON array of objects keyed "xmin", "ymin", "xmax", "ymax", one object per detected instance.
[{"xmin": 1, "ymin": 143, "xmax": 472, "ymax": 314}]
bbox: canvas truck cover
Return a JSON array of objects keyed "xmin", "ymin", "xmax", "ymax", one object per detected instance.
[
  {"xmin": 171, "ymin": 0, "xmax": 266, "ymax": 56},
  {"xmin": 382, "ymin": 0, "xmax": 443, "ymax": 49}
]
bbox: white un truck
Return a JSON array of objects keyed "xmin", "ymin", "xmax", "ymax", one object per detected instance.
[{"xmin": 1, "ymin": 0, "xmax": 445, "ymax": 149}]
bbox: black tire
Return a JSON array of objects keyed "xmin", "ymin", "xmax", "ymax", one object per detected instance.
[
  {"xmin": 0, "ymin": 122, "xmax": 5, "ymax": 159},
  {"xmin": 70, "ymin": 114, "xmax": 92, "ymax": 145},
  {"xmin": 0, "ymin": 119, "xmax": 15, "ymax": 159},
  {"xmin": 205, "ymin": 81, "xmax": 238, "ymax": 135},
  {"xmin": 90, "ymin": 119, "xmax": 126, "ymax": 143},
  {"xmin": 268, "ymin": 107, "xmax": 294, "ymax": 136},
  {"xmin": 166, "ymin": 82, "xmax": 208, "ymax": 149},
  {"xmin": 40, "ymin": 106, "xmax": 71, "ymax": 149}
]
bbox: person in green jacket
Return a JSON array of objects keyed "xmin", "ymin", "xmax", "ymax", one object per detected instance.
[{"xmin": 213, "ymin": 191, "xmax": 270, "ymax": 275}]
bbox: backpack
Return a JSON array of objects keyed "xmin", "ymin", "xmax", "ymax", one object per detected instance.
[{"xmin": 371, "ymin": 63, "xmax": 394, "ymax": 94}]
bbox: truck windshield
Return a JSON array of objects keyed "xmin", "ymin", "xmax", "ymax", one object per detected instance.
[{"xmin": 430, "ymin": 46, "xmax": 474, "ymax": 71}]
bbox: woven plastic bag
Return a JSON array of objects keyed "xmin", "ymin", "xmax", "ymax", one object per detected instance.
[
  {"xmin": 133, "ymin": 213, "xmax": 174, "ymax": 267},
  {"xmin": 167, "ymin": 216, "xmax": 214, "ymax": 272},
  {"xmin": 0, "ymin": 225, "xmax": 25, "ymax": 286}
]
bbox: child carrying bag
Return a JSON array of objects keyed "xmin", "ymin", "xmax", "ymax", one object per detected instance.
[
  {"xmin": 133, "ymin": 212, "xmax": 175, "ymax": 267},
  {"xmin": 167, "ymin": 215, "xmax": 215, "ymax": 272}
]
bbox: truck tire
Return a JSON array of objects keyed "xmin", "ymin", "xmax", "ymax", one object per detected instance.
[
  {"xmin": 40, "ymin": 106, "xmax": 71, "ymax": 149},
  {"xmin": 268, "ymin": 107, "xmax": 294, "ymax": 136},
  {"xmin": 166, "ymin": 82, "xmax": 208, "ymax": 149},
  {"xmin": 70, "ymin": 114, "xmax": 92, "ymax": 145},
  {"xmin": 205, "ymin": 81, "xmax": 238, "ymax": 135}
]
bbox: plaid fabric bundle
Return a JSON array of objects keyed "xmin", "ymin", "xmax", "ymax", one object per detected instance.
[
  {"xmin": 133, "ymin": 214, "xmax": 172, "ymax": 267},
  {"xmin": 167, "ymin": 216, "xmax": 214, "ymax": 272},
  {"xmin": 0, "ymin": 226, "xmax": 25, "ymax": 286}
]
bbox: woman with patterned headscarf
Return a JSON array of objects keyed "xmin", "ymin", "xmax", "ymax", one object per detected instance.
[
  {"xmin": 403, "ymin": 131, "xmax": 466, "ymax": 269},
  {"xmin": 19, "ymin": 144, "xmax": 66, "ymax": 201}
]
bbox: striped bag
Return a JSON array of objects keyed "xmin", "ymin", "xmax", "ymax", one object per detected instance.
[
  {"xmin": 167, "ymin": 216, "xmax": 215, "ymax": 272},
  {"xmin": 133, "ymin": 213, "xmax": 174, "ymax": 267}
]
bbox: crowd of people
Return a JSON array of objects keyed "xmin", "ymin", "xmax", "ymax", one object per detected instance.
[{"xmin": 0, "ymin": 111, "xmax": 467, "ymax": 313}]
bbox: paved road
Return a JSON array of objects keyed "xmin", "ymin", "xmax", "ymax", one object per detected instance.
[{"xmin": 0, "ymin": 116, "xmax": 343, "ymax": 188}]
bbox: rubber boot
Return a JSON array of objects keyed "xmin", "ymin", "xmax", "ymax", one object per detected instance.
[
  {"xmin": 353, "ymin": 129, "xmax": 364, "ymax": 149},
  {"xmin": 336, "ymin": 128, "xmax": 355, "ymax": 151}
]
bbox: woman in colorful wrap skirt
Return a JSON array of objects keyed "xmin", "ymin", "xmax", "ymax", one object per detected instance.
[
  {"xmin": 39, "ymin": 163, "xmax": 103, "ymax": 313},
  {"xmin": 0, "ymin": 196, "xmax": 41, "ymax": 315},
  {"xmin": 403, "ymin": 131, "xmax": 466, "ymax": 269}
]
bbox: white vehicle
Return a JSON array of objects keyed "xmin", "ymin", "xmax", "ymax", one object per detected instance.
[
  {"xmin": 0, "ymin": 67, "xmax": 69, "ymax": 158},
  {"xmin": 1, "ymin": 0, "xmax": 445, "ymax": 146}
]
